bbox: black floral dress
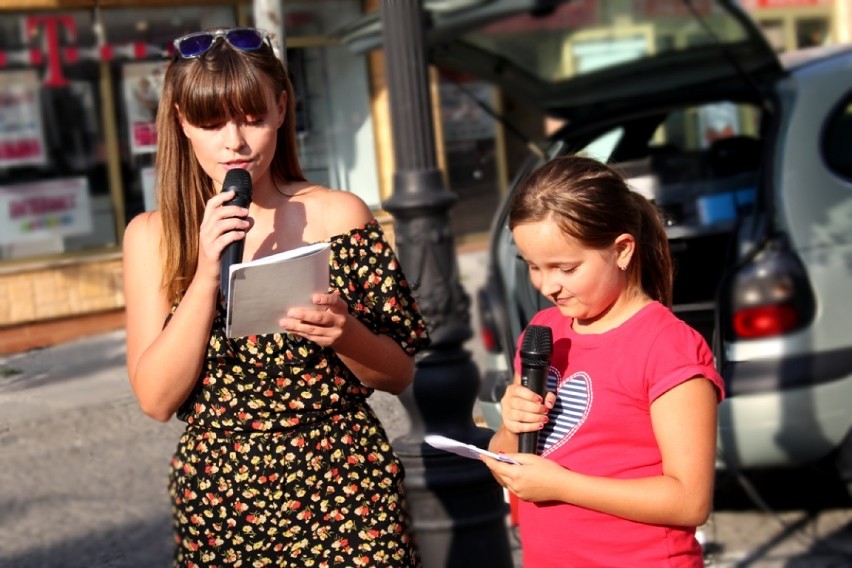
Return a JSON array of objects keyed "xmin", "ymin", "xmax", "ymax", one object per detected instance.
[{"xmin": 167, "ymin": 221, "xmax": 429, "ymax": 567}]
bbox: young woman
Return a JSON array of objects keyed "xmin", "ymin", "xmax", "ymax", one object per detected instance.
[
  {"xmin": 123, "ymin": 27, "xmax": 429, "ymax": 567},
  {"xmin": 483, "ymin": 155, "xmax": 724, "ymax": 567}
]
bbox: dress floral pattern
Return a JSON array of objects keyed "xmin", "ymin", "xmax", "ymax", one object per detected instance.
[{"xmin": 167, "ymin": 221, "xmax": 429, "ymax": 567}]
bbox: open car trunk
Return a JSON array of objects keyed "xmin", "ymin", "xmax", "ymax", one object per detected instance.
[
  {"xmin": 339, "ymin": 0, "xmax": 785, "ymax": 350},
  {"xmin": 615, "ymin": 134, "xmax": 764, "ymax": 345}
]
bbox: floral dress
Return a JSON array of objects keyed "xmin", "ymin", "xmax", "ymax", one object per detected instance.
[{"xmin": 167, "ymin": 221, "xmax": 429, "ymax": 567}]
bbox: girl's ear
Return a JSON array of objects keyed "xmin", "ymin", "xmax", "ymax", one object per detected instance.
[{"xmin": 614, "ymin": 233, "xmax": 636, "ymax": 269}]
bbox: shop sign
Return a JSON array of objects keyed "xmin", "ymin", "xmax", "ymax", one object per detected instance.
[
  {"xmin": 0, "ymin": 177, "xmax": 93, "ymax": 245},
  {"xmin": 0, "ymin": 70, "xmax": 47, "ymax": 168},
  {"xmin": 0, "ymin": 16, "xmax": 164, "ymax": 88}
]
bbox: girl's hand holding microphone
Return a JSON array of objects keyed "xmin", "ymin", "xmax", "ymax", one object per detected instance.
[
  {"xmin": 481, "ymin": 381, "xmax": 561, "ymax": 503},
  {"xmin": 500, "ymin": 380, "xmax": 556, "ymax": 439}
]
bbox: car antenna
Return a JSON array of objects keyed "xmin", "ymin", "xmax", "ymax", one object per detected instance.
[
  {"xmin": 680, "ymin": 0, "xmax": 775, "ymax": 116},
  {"xmin": 446, "ymin": 76, "xmax": 548, "ymax": 160}
]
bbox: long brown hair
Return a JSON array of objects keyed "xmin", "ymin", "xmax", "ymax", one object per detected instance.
[
  {"xmin": 508, "ymin": 155, "xmax": 673, "ymax": 307},
  {"xmin": 154, "ymin": 31, "xmax": 305, "ymax": 303}
]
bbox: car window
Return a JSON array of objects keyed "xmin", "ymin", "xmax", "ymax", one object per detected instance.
[
  {"xmin": 574, "ymin": 102, "xmax": 762, "ymax": 227},
  {"xmin": 823, "ymin": 97, "xmax": 852, "ymax": 180},
  {"xmin": 577, "ymin": 127, "xmax": 623, "ymax": 163}
]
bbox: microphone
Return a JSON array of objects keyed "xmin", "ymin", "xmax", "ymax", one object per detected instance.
[
  {"xmin": 219, "ymin": 168, "xmax": 252, "ymax": 307},
  {"xmin": 518, "ymin": 324, "xmax": 553, "ymax": 454}
]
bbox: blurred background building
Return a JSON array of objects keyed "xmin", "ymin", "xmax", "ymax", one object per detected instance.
[{"xmin": 0, "ymin": 0, "xmax": 847, "ymax": 354}]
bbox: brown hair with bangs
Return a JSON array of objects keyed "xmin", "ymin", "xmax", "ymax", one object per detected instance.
[
  {"xmin": 508, "ymin": 155, "xmax": 673, "ymax": 307},
  {"xmin": 154, "ymin": 31, "xmax": 305, "ymax": 304}
]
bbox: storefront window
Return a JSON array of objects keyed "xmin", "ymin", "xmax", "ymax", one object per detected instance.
[
  {"xmin": 0, "ymin": 7, "xmax": 236, "ymax": 262},
  {"xmin": 2, "ymin": 12, "xmax": 105, "ymax": 259},
  {"xmin": 105, "ymin": 7, "xmax": 237, "ymax": 223},
  {"xmin": 0, "ymin": 2, "xmax": 374, "ymax": 264}
]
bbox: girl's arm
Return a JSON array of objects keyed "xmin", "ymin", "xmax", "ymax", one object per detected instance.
[
  {"xmin": 124, "ymin": 192, "xmax": 249, "ymax": 421},
  {"xmin": 485, "ymin": 377, "xmax": 719, "ymax": 527}
]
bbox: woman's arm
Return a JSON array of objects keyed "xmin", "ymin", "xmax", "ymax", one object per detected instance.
[
  {"xmin": 298, "ymin": 294, "xmax": 416, "ymax": 394},
  {"xmin": 124, "ymin": 192, "xmax": 250, "ymax": 421},
  {"xmin": 281, "ymin": 293, "xmax": 415, "ymax": 394},
  {"xmin": 279, "ymin": 189, "xmax": 417, "ymax": 394},
  {"xmin": 484, "ymin": 377, "xmax": 719, "ymax": 527}
]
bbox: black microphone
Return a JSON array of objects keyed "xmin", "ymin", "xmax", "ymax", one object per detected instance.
[
  {"xmin": 219, "ymin": 169, "xmax": 252, "ymax": 307},
  {"xmin": 518, "ymin": 324, "xmax": 553, "ymax": 454}
]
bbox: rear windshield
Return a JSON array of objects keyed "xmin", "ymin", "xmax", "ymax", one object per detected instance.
[{"xmin": 463, "ymin": 0, "xmax": 752, "ymax": 84}]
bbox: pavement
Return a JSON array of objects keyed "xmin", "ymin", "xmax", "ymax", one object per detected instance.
[{"xmin": 2, "ymin": 245, "xmax": 852, "ymax": 567}]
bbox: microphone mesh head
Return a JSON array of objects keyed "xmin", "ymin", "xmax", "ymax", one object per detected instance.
[
  {"xmin": 223, "ymin": 169, "xmax": 252, "ymax": 198},
  {"xmin": 520, "ymin": 324, "xmax": 553, "ymax": 362}
]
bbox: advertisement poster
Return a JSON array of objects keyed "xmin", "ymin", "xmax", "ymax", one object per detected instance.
[
  {"xmin": 0, "ymin": 70, "xmax": 47, "ymax": 168},
  {"xmin": 0, "ymin": 177, "xmax": 93, "ymax": 245},
  {"xmin": 123, "ymin": 61, "xmax": 167, "ymax": 155}
]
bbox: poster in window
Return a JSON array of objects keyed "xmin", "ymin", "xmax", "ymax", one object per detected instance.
[
  {"xmin": 0, "ymin": 177, "xmax": 93, "ymax": 245},
  {"xmin": 0, "ymin": 70, "xmax": 47, "ymax": 168},
  {"xmin": 123, "ymin": 61, "xmax": 167, "ymax": 155}
]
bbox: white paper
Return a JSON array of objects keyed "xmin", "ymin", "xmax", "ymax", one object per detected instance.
[
  {"xmin": 226, "ymin": 242, "xmax": 330, "ymax": 338},
  {"xmin": 424, "ymin": 434, "xmax": 519, "ymax": 464}
]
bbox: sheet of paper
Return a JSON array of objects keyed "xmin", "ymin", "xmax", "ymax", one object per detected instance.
[
  {"xmin": 424, "ymin": 434, "xmax": 519, "ymax": 464},
  {"xmin": 226, "ymin": 242, "xmax": 330, "ymax": 338}
]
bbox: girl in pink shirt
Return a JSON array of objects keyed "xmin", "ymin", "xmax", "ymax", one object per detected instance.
[{"xmin": 484, "ymin": 155, "xmax": 724, "ymax": 567}]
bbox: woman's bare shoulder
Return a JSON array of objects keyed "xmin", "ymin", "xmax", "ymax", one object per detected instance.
[
  {"xmin": 305, "ymin": 186, "xmax": 374, "ymax": 236},
  {"xmin": 124, "ymin": 210, "xmax": 162, "ymax": 253}
]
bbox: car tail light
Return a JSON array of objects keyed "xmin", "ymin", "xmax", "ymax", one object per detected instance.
[
  {"xmin": 729, "ymin": 240, "xmax": 815, "ymax": 340},
  {"xmin": 733, "ymin": 304, "xmax": 799, "ymax": 338},
  {"xmin": 480, "ymin": 322, "xmax": 498, "ymax": 352}
]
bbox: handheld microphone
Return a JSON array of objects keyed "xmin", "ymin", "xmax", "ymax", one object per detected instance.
[
  {"xmin": 518, "ymin": 324, "xmax": 553, "ymax": 454},
  {"xmin": 219, "ymin": 169, "xmax": 252, "ymax": 307}
]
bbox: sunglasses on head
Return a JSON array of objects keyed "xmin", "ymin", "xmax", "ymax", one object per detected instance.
[{"xmin": 173, "ymin": 28, "xmax": 270, "ymax": 60}]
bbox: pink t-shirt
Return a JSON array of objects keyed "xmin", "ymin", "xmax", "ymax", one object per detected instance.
[{"xmin": 513, "ymin": 302, "xmax": 724, "ymax": 567}]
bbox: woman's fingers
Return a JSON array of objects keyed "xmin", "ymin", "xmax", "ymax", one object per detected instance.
[
  {"xmin": 200, "ymin": 191, "xmax": 250, "ymax": 252},
  {"xmin": 280, "ymin": 295, "xmax": 351, "ymax": 346}
]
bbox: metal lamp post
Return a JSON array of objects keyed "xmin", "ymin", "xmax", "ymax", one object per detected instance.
[{"xmin": 379, "ymin": 1, "xmax": 513, "ymax": 567}]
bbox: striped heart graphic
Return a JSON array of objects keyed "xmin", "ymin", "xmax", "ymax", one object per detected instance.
[{"xmin": 539, "ymin": 369, "xmax": 593, "ymax": 456}]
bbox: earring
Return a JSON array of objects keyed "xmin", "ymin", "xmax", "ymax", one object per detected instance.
[{"xmin": 619, "ymin": 264, "xmax": 627, "ymax": 271}]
